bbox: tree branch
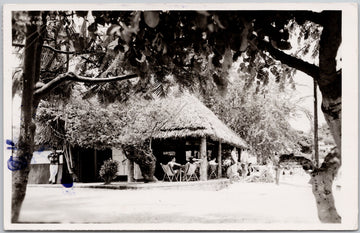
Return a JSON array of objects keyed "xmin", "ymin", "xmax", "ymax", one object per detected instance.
[
  {"xmin": 318, "ymin": 150, "xmax": 341, "ymax": 172},
  {"xmin": 12, "ymin": 43, "xmax": 104, "ymax": 55},
  {"xmin": 34, "ymin": 72, "xmax": 138, "ymax": 98},
  {"xmin": 258, "ymin": 40, "xmax": 320, "ymax": 80},
  {"xmin": 279, "ymin": 153, "xmax": 315, "ymax": 172}
]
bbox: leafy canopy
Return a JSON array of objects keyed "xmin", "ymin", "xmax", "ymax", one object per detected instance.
[
  {"xmin": 12, "ymin": 10, "xmax": 324, "ymax": 103},
  {"xmin": 202, "ymin": 69, "xmax": 304, "ymax": 164}
]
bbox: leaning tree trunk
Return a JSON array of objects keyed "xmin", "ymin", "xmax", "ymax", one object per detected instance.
[
  {"xmin": 277, "ymin": 11, "xmax": 342, "ymax": 223},
  {"xmin": 309, "ymin": 151, "xmax": 341, "ymax": 223},
  {"xmin": 310, "ymin": 92, "xmax": 341, "ymax": 223},
  {"xmin": 11, "ymin": 11, "xmax": 45, "ymax": 223},
  {"xmin": 122, "ymin": 145, "xmax": 157, "ymax": 182},
  {"xmin": 311, "ymin": 11, "xmax": 342, "ymax": 223},
  {"xmin": 63, "ymin": 142, "xmax": 79, "ymax": 182},
  {"xmin": 135, "ymin": 150, "xmax": 157, "ymax": 182}
]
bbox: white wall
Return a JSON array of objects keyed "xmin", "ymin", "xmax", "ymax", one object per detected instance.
[
  {"xmin": 112, "ymin": 148, "xmax": 128, "ymax": 176},
  {"xmin": 112, "ymin": 147, "xmax": 143, "ymax": 179},
  {"xmin": 31, "ymin": 150, "xmax": 63, "ymax": 165}
]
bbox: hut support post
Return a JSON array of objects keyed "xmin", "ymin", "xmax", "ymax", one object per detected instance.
[
  {"xmin": 217, "ymin": 141, "xmax": 222, "ymax": 178},
  {"xmin": 128, "ymin": 160, "xmax": 135, "ymax": 182},
  {"xmin": 94, "ymin": 150, "xmax": 97, "ymax": 180},
  {"xmin": 200, "ymin": 137, "xmax": 207, "ymax": 181}
]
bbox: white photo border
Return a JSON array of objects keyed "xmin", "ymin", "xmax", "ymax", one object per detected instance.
[{"xmin": 2, "ymin": 2, "xmax": 358, "ymax": 231}]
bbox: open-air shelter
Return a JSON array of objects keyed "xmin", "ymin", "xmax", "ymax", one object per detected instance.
[{"xmin": 135, "ymin": 94, "xmax": 248, "ymax": 181}]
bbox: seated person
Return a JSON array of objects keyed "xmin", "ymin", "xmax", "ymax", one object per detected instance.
[
  {"xmin": 247, "ymin": 162, "xmax": 254, "ymax": 176},
  {"xmin": 208, "ymin": 158, "xmax": 217, "ymax": 166},
  {"xmin": 227, "ymin": 163, "xmax": 240, "ymax": 183},
  {"xmin": 188, "ymin": 156, "xmax": 202, "ymax": 164},
  {"xmin": 167, "ymin": 157, "xmax": 182, "ymax": 171},
  {"xmin": 239, "ymin": 163, "xmax": 247, "ymax": 177}
]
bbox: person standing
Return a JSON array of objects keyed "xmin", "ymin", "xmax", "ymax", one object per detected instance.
[
  {"xmin": 241, "ymin": 148, "xmax": 249, "ymax": 164},
  {"xmin": 48, "ymin": 149, "xmax": 59, "ymax": 184},
  {"xmin": 227, "ymin": 148, "xmax": 240, "ymax": 183},
  {"xmin": 231, "ymin": 147, "xmax": 238, "ymax": 163}
]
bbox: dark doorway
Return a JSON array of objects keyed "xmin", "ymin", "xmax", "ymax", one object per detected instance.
[{"xmin": 73, "ymin": 147, "xmax": 112, "ymax": 183}]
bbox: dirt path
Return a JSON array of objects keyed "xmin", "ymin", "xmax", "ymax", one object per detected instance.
[{"xmin": 19, "ymin": 178, "xmax": 322, "ymax": 225}]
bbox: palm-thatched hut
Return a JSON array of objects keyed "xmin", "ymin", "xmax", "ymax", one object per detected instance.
[
  {"xmin": 32, "ymin": 93, "xmax": 247, "ymax": 183},
  {"xmin": 127, "ymin": 94, "xmax": 248, "ymax": 181}
]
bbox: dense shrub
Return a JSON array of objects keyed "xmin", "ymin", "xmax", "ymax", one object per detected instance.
[{"xmin": 99, "ymin": 159, "xmax": 119, "ymax": 184}]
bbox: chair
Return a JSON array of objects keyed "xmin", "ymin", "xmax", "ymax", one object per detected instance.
[
  {"xmin": 160, "ymin": 163, "xmax": 180, "ymax": 182},
  {"xmin": 208, "ymin": 164, "xmax": 218, "ymax": 179},
  {"xmin": 183, "ymin": 162, "xmax": 199, "ymax": 181}
]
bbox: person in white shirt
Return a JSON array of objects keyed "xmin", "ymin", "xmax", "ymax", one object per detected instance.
[
  {"xmin": 208, "ymin": 158, "xmax": 217, "ymax": 166},
  {"xmin": 167, "ymin": 157, "xmax": 182, "ymax": 170},
  {"xmin": 48, "ymin": 149, "xmax": 59, "ymax": 184}
]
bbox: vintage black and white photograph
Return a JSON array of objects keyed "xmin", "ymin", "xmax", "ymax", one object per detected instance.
[{"xmin": 3, "ymin": 3, "xmax": 358, "ymax": 231}]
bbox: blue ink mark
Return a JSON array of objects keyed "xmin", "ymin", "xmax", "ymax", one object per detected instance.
[
  {"xmin": 61, "ymin": 179, "xmax": 74, "ymax": 188},
  {"xmin": 6, "ymin": 140, "xmax": 15, "ymax": 146},
  {"xmin": 6, "ymin": 139, "xmax": 46, "ymax": 152},
  {"xmin": 6, "ymin": 140, "xmax": 17, "ymax": 150},
  {"xmin": 62, "ymin": 183, "xmax": 73, "ymax": 188},
  {"xmin": 7, "ymin": 156, "xmax": 28, "ymax": 171}
]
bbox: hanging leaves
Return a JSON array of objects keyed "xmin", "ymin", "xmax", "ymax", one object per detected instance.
[
  {"xmin": 12, "ymin": 10, "xmax": 326, "ymax": 123},
  {"xmin": 203, "ymin": 76, "xmax": 302, "ymax": 164}
]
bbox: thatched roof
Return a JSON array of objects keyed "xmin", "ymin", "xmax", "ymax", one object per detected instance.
[
  {"xmin": 36, "ymin": 91, "xmax": 246, "ymax": 149},
  {"xmin": 150, "ymin": 94, "xmax": 247, "ymax": 148}
]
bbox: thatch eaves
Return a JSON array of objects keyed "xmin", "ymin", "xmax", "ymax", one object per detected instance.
[
  {"xmin": 36, "ymin": 92, "xmax": 247, "ymax": 149},
  {"xmin": 150, "ymin": 94, "xmax": 247, "ymax": 148}
]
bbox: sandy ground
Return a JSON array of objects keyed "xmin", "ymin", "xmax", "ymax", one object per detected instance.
[{"xmin": 18, "ymin": 175, "xmax": 340, "ymax": 224}]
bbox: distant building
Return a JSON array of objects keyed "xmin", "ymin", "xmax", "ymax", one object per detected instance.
[{"xmin": 28, "ymin": 150, "xmax": 64, "ymax": 184}]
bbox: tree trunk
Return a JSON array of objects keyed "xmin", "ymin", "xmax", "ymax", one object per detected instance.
[
  {"xmin": 136, "ymin": 150, "xmax": 157, "ymax": 182},
  {"xmin": 309, "ymin": 151, "xmax": 341, "ymax": 223},
  {"xmin": 123, "ymin": 145, "xmax": 157, "ymax": 182},
  {"xmin": 310, "ymin": 93, "xmax": 341, "ymax": 223},
  {"xmin": 311, "ymin": 11, "xmax": 342, "ymax": 223},
  {"xmin": 63, "ymin": 142, "xmax": 79, "ymax": 182},
  {"xmin": 128, "ymin": 160, "xmax": 135, "ymax": 182},
  {"xmin": 276, "ymin": 11, "xmax": 342, "ymax": 223},
  {"xmin": 12, "ymin": 11, "xmax": 45, "ymax": 222},
  {"xmin": 217, "ymin": 141, "xmax": 222, "ymax": 178},
  {"xmin": 275, "ymin": 165, "xmax": 280, "ymax": 185},
  {"xmin": 199, "ymin": 137, "xmax": 207, "ymax": 181}
]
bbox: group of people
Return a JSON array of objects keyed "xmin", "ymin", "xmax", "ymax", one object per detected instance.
[
  {"xmin": 166, "ymin": 147, "xmax": 254, "ymax": 181},
  {"xmin": 167, "ymin": 156, "xmax": 202, "ymax": 172},
  {"xmin": 223, "ymin": 148, "xmax": 257, "ymax": 182},
  {"xmin": 166, "ymin": 155, "xmax": 217, "ymax": 176}
]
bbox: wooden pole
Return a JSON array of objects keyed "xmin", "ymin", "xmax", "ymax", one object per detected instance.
[
  {"xmin": 200, "ymin": 137, "xmax": 208, "ymax": 181},
  {"xmin": 128, "ymin": 160, "xmax": 135, "ymax": 182},
  {"xmin": 94, "ymin": 150, "xmax": 97, "ymax": 181},
  {"xmin": 217, "ymin": 141, "xmax": 222, "ymax": 178},
  {"xmin": 314, "ymin": 79, "xmax": 319, "ymax": 167},
  {"xmin": 275, "ymin": 166, "xmax": 280, "ymax": 185}
]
